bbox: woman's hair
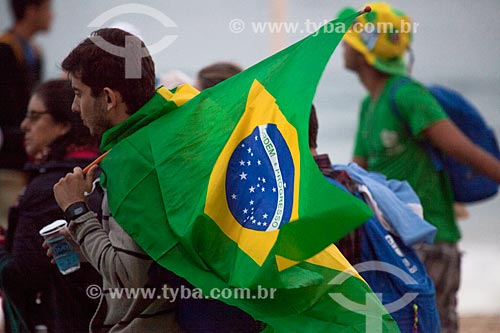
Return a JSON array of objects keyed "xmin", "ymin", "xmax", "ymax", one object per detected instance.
[{"xmin": 32, "ymin": 79, "xmax": 98, "ymax": 160}]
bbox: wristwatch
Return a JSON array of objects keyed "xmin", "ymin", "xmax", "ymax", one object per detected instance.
[{"xmin": 64, "ymin": 201, "xmax": 90, "ymax": 221}]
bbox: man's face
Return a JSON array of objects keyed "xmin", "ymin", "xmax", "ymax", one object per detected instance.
[
  {"xmin": 31, "ymin": 0, "xmax": 53, "ymax": 32},
  {"xmin": 342, "ymin": 41, "xmax": 362, "ymax": 72},
  {"xmin": 69, "ymin": 73, "xmax": 112, "ymax": 137}
]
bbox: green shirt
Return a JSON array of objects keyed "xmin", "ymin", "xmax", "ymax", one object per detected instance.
[{"xmin": 354, "ymin": 76, "xmax": 459, "ymax": 243}]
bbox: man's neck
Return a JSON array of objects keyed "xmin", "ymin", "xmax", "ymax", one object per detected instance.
[
  {"xmin": 110, "ymin": 103, "xmax": 131, "ymax": 127},
  {"xmin": 358, "ymin": 68, "xmax": 389, "ymax": 101},
  {"xmin": 12, "ymin": 21, "xmax": 37, "ymax": 41}
]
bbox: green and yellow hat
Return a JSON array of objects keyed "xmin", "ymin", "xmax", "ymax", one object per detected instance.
[{"xmin": 340, "ymin": 3, "xmax": 413, "ymax": 76}]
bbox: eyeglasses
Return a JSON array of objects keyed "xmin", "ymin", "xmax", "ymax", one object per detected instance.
[{"xmin": 24, "ymin": 111, "xmax": 50, "ymax": 122}]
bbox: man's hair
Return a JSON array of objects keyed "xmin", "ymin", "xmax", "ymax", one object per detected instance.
[
  {"xmin": 197, "ymin": 62, "xmax": 243, "ymax": 90},
  {"xmin": 309, "ymin": 104, "xmax": 318, "ymax": 149},
  {"xmin": 10, "ymin": 0, "xmax": 45, "ymax": 21},
  {"xmin": 32, "ymin": 79, "xmax": 98, "ymax": 160},
  {"xmin": 61, "ymin": 28, "xmax": 156, "ymax": 115}
]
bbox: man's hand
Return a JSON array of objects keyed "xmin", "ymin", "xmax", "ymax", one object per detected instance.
[
  {"xmin": 43, "ymin": 240, "xmax": 55, "ymax": 264},
  {"xmin": 43, "ymin": 227, "xmax": 72, "ymax": 264},
  {"xmin": 53, "ymin": 165, "xmax": 98, "ymax": 211}
]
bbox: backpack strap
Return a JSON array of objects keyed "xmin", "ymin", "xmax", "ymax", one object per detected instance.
[
  {"xmin": 388, "ymin": 77, "xmax": 413, "ymax": 134},
  {"xmin": 388, "ymin": 78, "xmax": 444, "ymax": 171}
]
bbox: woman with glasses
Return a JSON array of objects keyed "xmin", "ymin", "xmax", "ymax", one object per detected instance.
[{"xmin": 0, "ymin": 79, "xmax": 101, "ymax": 332}]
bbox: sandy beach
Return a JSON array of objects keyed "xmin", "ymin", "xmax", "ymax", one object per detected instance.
[{"xmin": 460, "ymin": 315, "xmax": 500, "ymax": 333}]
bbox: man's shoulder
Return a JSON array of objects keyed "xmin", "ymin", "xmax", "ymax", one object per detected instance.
[
  {"xmin": 0, "ymin": 31, "xmax": 14, "ymax": 42},
  {"xmin": 0, "ymin": 31, "xmax": 17, "ymax": 50},
  {"xmin": 0, "ymin": 38, "xmax": 16, "ymax": 56},
  {"xmin": 388, "ymin": 76, "xmax": 440, "ymax": 108},
  {"xmin": 388, "ymin": 76, "xmax": 427, "ymax": 96},
  {"xmin": 0, "ymin": 32, "xmax": 23, "ymax": 64},
  {"xmin": 386, "ymin": 76, "xmax": 448, "ymax": 134}
]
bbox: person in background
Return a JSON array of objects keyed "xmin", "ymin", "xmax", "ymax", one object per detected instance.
[
  {"xmin": 0, "ymin": 0, "xmax": 53, "ymax": 228},
  {"xmin": 159, "ymin": 69, "xmax": 194, "ymax": 90},
  {"xmin": 0, "ymin": 79, "xmax": 101, "ymax": 332},
  {"xmin": 340, "ymin": 3, "xmax": 500, "ymax": 332},
  {"xmin": 195, "ymin": 61, "xmax": 243, "ymax": 90}
]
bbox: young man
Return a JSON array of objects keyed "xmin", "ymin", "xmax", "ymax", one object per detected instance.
[
  {"xmin": 341, "ymin": 3, "xmax": 500, "ymax": 333},
  {"xmin": 0, "ymin": 0, "xmax": 53, "ymax": 227},
  {"xmin": 53, "ymin": 28, "xmax": 180, "ymax": 332}
]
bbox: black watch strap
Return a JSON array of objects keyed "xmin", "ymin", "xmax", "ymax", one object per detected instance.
[{"xmin": 65, "ymin": 201, "xmax": 90, "ymax": 221}]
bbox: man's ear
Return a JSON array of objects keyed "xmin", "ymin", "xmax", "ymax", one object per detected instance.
[{"xmin": 102, "ymin": 87, "xmax": 121, "ymax": 111}]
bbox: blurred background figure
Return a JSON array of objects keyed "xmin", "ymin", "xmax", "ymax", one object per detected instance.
[
  {"xmin": 195, "ymin": 61, "xmax": 243, "ymax": 90},
  {"xmin": 0, "ymin": 0, "xmax": 53, "ymax": 229},
  {"xmin": 0, "ymin": 79, "xmax": 101, "ymax": 332},
  {"xmin": 159, "ymin": 69, "xmax": 194, "ymax": 89}
]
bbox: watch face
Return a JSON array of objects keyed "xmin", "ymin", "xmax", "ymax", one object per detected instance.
[
  {"xmin": 65, "ymin": 202, "xmax": 89, "ymax": 221},
  {"xmin": 74, "ymin": 207, "xmax": 84, "ymax": 215}
]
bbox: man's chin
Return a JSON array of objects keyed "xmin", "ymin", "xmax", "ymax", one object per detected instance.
[
  {"xmin": 344, "ymin": 64, "xmax": 357, "ymax": 73},
  {"xmin": 90, "ymin": 129, "xmax": 100, "ymax": 137},
  {"xmin": 90, "ymin": 127, "xmax": 106, "ymax": 138}
]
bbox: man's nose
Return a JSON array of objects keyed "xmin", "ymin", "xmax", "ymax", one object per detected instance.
[{"xmin": 71, "ymin": 99, "xmax": 80, "ymax": 113}]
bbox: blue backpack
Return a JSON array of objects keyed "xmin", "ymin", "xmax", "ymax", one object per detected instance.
[
  {"xmin": 324, "ymin": 177, "xmax": 441, "ymax": 333},
  {"xmin": 390, "ymin": 79, "xmax": 500, "ymax": 203},
  {"xmin": 359, "ymin": 215, "xmax": 441, "ymax": 333}
]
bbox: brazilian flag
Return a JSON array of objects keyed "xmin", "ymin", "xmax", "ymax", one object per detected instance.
[{"xmin": 99, "ymin": 10, "xmax": 399, "ymax": 333}]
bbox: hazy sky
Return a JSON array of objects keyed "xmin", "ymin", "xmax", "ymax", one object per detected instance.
[{"xmin": 1, "ymin": 0, "xmax": 499, "ymax": 82}]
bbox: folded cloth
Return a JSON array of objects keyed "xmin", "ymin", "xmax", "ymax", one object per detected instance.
[{"xmin": 333, "ymin": 162, "xmax": 436, "ymax": 245}]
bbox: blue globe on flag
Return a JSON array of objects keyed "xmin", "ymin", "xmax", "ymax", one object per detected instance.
[{"xmin": 226, "ymin": 124, "xmax": 294, "ymax": 232}]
